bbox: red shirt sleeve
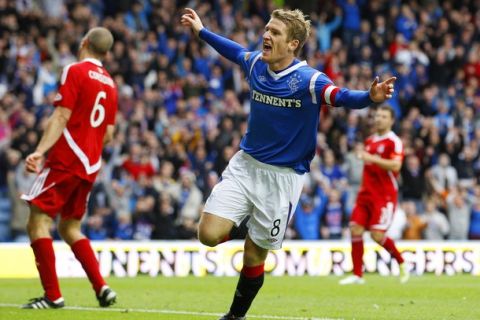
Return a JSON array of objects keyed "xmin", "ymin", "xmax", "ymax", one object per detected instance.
[
  {"xmin": 388, "ymin": 139, "xmax": 404, "ymax": 162},
  {"xmin": 54, "ymin": 63, "xmax": 80, "ymax": 111}
]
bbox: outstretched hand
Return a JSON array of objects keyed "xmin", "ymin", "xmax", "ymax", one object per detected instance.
[
  {"xmin": 25, "ymin": 151, "xmax": 44, "ymax": 173},
  {"xmin": 180, "ymin": 8, "xmax": 204, "ymax": 36},
  {"xmin": 369, "ymin": 76, "xmax": 396, "ymax": 103}
]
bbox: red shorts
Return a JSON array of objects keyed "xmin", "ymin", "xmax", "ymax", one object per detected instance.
[
  {"xmin": 350, "ymin": 194, "xmax": 396, "ymax": 231},
  {"xmin": 21, "ymin": 167, "xmax": 93, "ymax": 220}
]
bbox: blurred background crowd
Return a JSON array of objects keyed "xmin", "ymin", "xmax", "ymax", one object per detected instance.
[{"xmin": 0, "ymin": 0, "xmax": 480, "ymax": 242}]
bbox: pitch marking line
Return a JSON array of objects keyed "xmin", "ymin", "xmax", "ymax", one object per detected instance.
[{"xmin": 0, "ymin": 303, "xmax": 342, "ymax": 320}]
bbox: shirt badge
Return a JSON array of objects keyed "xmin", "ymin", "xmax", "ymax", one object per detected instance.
[{"xmin": 287, "ymin": 74, "xmax": 301, "ymax": 93}]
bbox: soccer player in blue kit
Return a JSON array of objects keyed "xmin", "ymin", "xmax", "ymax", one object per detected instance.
[{"xmin": 181, "ymin": 8, "xmax": 396, "ymax": 320}]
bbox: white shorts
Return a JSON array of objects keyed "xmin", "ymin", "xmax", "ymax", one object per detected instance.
[{"xmin": 204, "ymin": 150, "xmax": 305, "ymax": 249}]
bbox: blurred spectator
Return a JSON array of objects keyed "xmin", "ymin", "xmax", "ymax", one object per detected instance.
[
  {"xmin": 343, "ymin": 141, "xmax": 363, "ymax": 212},
  {"xmin": 401, "ymin": 154, "xmax": 424, "ymax": 208},
  {"xmin": 294, "ymin": 191, "xmax": 325, "ymax": 240},
  {"xmin": 402, "ymin": 201, "xmax": 426, "ymax": 240},
  {"xmin": 429, "ymin": 154, "xmax": 458, "ymax": 198},
  {"xmin": 151, "ymin": 193, "xmax": 178, "ymax": 239},
  {"xmin": 8, "ymin": 150, "xmax": 32, "ymax": 241},
  {"xmin": 469, "ymin": 197, "xmax": 480, "ymax": 240},
  {"xmin": 422, "ymin": 198, "xmax": 450, "ymax": 240},
  {"xmin": 446, "ymin": 187, "xmax": 472, "ymax": 240},
  {"xmin": 122, "ymin": 143, "xmax": 156, "ymax": 180},
  {"xmin": 320, "ymin": 189, "xmax": 348, "ymax": 240},
  {"xmin": 175, "ymin": 168, "xmax": 202, "ymax": 239},
  {"xmin": 114, "ymin": 213, "xmax": 133, "ymax": 240}
]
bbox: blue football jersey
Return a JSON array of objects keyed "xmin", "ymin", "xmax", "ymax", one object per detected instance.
[{"xmin": 237, "ymin": 51, "xmax": 340, "ymax": 173}]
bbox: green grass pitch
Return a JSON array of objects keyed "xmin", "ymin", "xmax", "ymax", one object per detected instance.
[{"xmin": 0, "ymin": 275, "xmax": 479, "ymax": 320}]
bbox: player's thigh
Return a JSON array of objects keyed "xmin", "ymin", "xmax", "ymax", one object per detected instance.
[
  {"xmin": 61, "ymin": 178, "xmax": 94, "ymax": 220},
  {"xmin": 369, "ymin": 199, "xmax": 396, "ymax": 232},
  {"xmin": 198, "ymin": 212, "xmax": 235, "ymax": 241},
  {"xmin": 22, "ymin": 168, "xmax": 76, "ymax": 219},
  {"xmin": 203, "ymin": 170, "xmax": 253, "ymax": 229},
  {"xmin": 248, "ymin": 168, "xmax": 304, "ymax": 250}
]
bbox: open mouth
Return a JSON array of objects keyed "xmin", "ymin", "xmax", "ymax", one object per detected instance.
[{"xmin": 263, "ymin": 43, "xmax": 272, "ymax": 54}]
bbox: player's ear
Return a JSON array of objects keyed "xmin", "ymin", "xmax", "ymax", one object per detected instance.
[
  {"xmin": 288, "ymin": 39, "xmax": 299, "ymax": 54},
  {"xmin": 80, "ymin": 37, "xmax": 88, "ymax": 51}
]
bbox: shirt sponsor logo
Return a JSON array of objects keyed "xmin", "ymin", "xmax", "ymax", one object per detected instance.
[
  {"xmin": 252, "ymin": 90, "xmax": 301, "ymax": 108},
  {"xmin": 88, "ymin": 70, "xmax": 114, "ymax": 88}
]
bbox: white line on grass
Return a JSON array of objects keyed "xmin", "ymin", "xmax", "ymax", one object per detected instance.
[{"xmin": 0, "ymin": 303, "xmax": 342, "ymax": 320}]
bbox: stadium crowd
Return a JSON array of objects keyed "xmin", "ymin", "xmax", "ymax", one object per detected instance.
[{"xmin": 0, "ymin": 0, "xmax": 480, "ymax": 242}]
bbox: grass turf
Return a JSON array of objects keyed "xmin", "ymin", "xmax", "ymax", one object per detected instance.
[{"xmin": 0, "ymin": 274, "xmax": 479, "ymax": 320}]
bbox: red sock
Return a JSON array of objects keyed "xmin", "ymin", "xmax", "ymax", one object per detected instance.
[
  {"xmin": 71, "ymin": 238, "xmax": 106, "ymax": 294},
  {"xmin": 351, "ymin": 236, "xmax": 364, "ymax": 277},
  {"xmin": 381, "ymin": 237, "xmax": 404, "ymax": 264},
  {"xmin": 31, "ymin": 238, "xmax": 62, "ymax": 301},
  {"xmin": 242, "ymin": 263, "xmax": 265, "ymax": 278}
]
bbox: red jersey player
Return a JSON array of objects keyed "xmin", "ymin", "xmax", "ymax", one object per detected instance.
[
  {"xmin": 340, "ymin": 105, "xmax": 409, "ymax": 285},
  {"xmin": 21, "ymin": 27, "xmax": 118, "ymax": 309}
]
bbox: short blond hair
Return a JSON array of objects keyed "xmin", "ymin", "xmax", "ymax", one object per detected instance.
[
  {"xmin": 271, "ymin": 9, "xmax": 311, "ymax": 56},
  {"xmin": 85, "ymin": 27, "xmax": 114, "ymax": 57}
]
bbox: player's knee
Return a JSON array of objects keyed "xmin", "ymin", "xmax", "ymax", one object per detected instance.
[
  {"xmin": 26, "ymin": 218, "xmax": 49, "ymax": 240},
  {"xmin": 350, "ymin": 225, "xmax": 364, "ymax": 236},
  {"xmin": 58, "ymin": 225, "xmax": 82, "ymax": 245},
  {"xmin": 371, "ymin": 231, "xmax": 385, "ymax": 244},
  {"xmin": 197, "ymin": 227, "xmax": 221, "ymax": 247},
  {"xmin": 198, "ymin": 233, "xmax": 220, "ymax": 247},
  {"xmin": 26, "ymin": 219, "xmax": 36, "ymax": 238},
  {"xmin": 57, "ymin": 224, "xmax": 70, "ymax": 242}
]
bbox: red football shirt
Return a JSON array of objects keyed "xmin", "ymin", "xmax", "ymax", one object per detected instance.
[
  {"xmin": 358, "ymin": 131, "xmax": 404, "ymax": 201},
  {"xmin": 46, "ymin": 58, "xmax": 118, "ymax": 182}
]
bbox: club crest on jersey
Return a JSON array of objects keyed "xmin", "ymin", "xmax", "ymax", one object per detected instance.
[
  {"xmin": 287, "ymin": 74, "xmax": 301, "ymax": 93},
  {"xmin": 258, "ymin": 75, "xmax": 267, "ymax": 82},
  {"xmin": 377, "ymin": 145, "xmax": 385, "ymax": 153}
]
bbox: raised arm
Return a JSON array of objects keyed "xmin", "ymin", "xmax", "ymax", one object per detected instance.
[{"xmin": 181, "ymin": 8, "xmax": 247, "ymax": 64}]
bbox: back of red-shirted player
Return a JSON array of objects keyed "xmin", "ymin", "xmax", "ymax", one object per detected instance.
[{"xmin": 46, "ymin": 58, "xmax": 118, "ymax": 181}]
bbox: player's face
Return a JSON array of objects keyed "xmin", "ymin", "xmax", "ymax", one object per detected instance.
[
  {"xmin": 374, "ymin": 109, "xmax": 394, "ymax": 133},
  {"xmin": 261, "ymin": 18, "xmax": 298, "ymax": 67}
]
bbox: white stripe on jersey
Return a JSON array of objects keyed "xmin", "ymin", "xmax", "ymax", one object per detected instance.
[
  {"xmin": 388, "ymin": 170, "xmax": 399, "ymax": 191},
  {"xmin": 388, "ymin": 131, "xmax": 404, "ymax": 154},
  {"xmin": 324, "ymin": 85, "xmax": 338, "ymax": 105},
  {"xmin": 309, "ymin": 71, "xmax": 321, "ymax": 104},
  {"xmin": 249, "ymin": 54, "xmax": 262, "ymax": 78},
  {"xmin": 63, "ymin": 128, "xmax": 102, "ymax": 175},
  {"xmin": 60, "ymin": 63, "xmax": 74, "ymax": 85}
]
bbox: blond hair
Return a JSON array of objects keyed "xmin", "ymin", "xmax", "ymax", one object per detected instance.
[{"xmin": 271, "ymin": 9, "xmax": 311, "ymax": 56}]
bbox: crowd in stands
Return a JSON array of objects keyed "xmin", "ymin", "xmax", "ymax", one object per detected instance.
[{"xmin": 0, "ymin": 0, "xmax": 480, "ymax": 242}]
